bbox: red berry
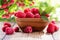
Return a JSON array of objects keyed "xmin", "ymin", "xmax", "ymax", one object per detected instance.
[
  {"xmin": 5, "ymin": 27, "xmax": 14, "ymax": 35},
  {"xmin": 24, "ymin": 8, "xmax": 31, "ymax": 13},
  {"xmin": 3, "ymin": 0, "xmax": 7, "ymax": 2},
  {"xmin": 26, "ymin": 12, "xmax": 34, "ymax": 18},
  {"xmin": 14, "ymin": 27, "xmax": 19, "ymax": 32},
  {"xmin": 51, "ymin": 21, "xmax": 56, "ymax": 24},
  {"xmin": 4, "ymin": 8, "xmax": 8, "ymax": 12},
  {"xmin": 31, "ymin": 8, "xmax": 39, "ymax": 14},
  {"xmin": 55, "ymin": 25, "xmax": 59, "ymax": 32},
  {"xmin": 34, "ymin": 14, "xmax": 40, "ymax": 18},
  {"xmin": 2, "ymin": 4, "xmax": 8, "ymax": 8},
  {"xmin": 30, "ymin": 4, "xmax": 33, "ymax": 6},
  {"xmin": 47, "ymin": 23, "xmax": 55, "ymax": 34},
  {"xmin": 32, "ymin": 1, "xmax": 35, "ymax": 4},
  {"xmin": 15, "ymin": 11, "xmax": 26, "ymax": 18},
  {"xmin": 2, "ymin": 25, "xmax": 8, "ymax": 32},
  {"xmin": 2, "ymin": 14, "xmax": 10, "ymax": 19},
  {"xmin": 45, "ymin": 14, "xmax": 50, "ymax": 17},
  {"xmin": 24, "ymin": 26, "xmax": 32, "ymax": 33},
  {"xmin": 10, "ymin": 0, "xmax": 14, "ymax": 3},
  {"xmin": 4, "ymin": 22, "xmax": 11, "ymax": 27}
]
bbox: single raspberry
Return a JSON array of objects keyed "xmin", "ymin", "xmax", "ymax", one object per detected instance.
[
  {"xmin": 51, "ymin": 21, "xmax": 56, "ymax": 24},
  {"xmin": 24, "ymin": 8, "xmax": 31, "ymax": 13},
  {"xmin": 4, "ymin": 8, "xmax": 8, "ymax": 12},
  {"xmin": 45, "ymin": 14, "xmax": 50, "ymax": 17},
  {"xmin": 2, "ymin": 25, "xmax": 8, "ymax": 32},
  {"xmin": 3, "ymin": 0, "xmax": 7, "ymax": 2},
  {"xmin": 4, "ymin": 22, "xmax": 11, "ymax": 27},
  {"xmin": 15, "ymin": 11, "xmax": 26, "ymax": 18},
  {"xmin": 32, "ymin": 1, "xmax": 35, "ymax": 4},
  {"xmin": 2, "ymin": 14, "xmax": 10, "ymax": 19},
  {"xmin": 14, "ymin": 27, "xmax": 19, "ymax": 32},
  {"xmin": 5, "ymin": 27, "xmax": 14, "ymax": 35},
  {"xmin": 1, "ymin": 4, "xmax": 8, "ymax": 8},
  {"xmin": 47, "ymin": 23, "xmax": 55, "ymax": 34},
  {"xmin": 55, "ymin": 25, "xmax": 59, "ymax": 32},
  {"xmin": 26, "ymin": 12, "xmax": 34, "ymax": 18},
  {"xmin": 24, "ymin": 26, "xmax": 32, "ymax": 33},
  {"xmin": 34, "ymin": 14, "xmax": 41, "ymax": 18},
  {"xmin": 10, "ymin": 0, "xmax": 14, "ymax": 3},
  {"xmin": 31, "ymin": 8, "xmax": 39, "ymax": 14}
]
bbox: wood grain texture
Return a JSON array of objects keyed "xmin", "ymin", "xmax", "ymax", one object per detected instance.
[
  {"xmin": 52, "ymin": 22, "xmax": 60, "ymax": 40},
  {"xmin": 0, "ymin": 22, "xmax": 5, "ymax": 40},
  {"xmin": 2, "ymin": 22, "xmax": 60, "ymax": 40},
  {"xmin": 0, "ymin": 22, "xmax": 15, "ymax": 40}
]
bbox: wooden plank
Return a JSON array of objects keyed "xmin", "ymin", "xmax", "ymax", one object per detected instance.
[
  {"xmin": 40, "ymin": 34, "xmax": 53, "ymax": 40},
  {"xmin": 52, "ymin": 22, "xmax": 60, "ymax": 40},
  {"xmin": 0, "ymin": 22, "xmax": 5, "ymax": 40},
  {"xmin": 3, "ymin": 23, "xmax": 44, "ymax": 40}
]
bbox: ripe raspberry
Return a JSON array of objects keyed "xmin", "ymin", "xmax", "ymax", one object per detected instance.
[
  {"xmin": 47, "ymin": 23, "xmax": 55, "ymax": 34},
  {"xmin": 10, "ymin": 0, "xmax": 14, "ymax": 3},
  {"xmin": 24, "ymin": 8, "xmax": 31, "ymax": 13},
  {"xmin": 55, "ymin": 25, "xmax": 59, "ymax": 32},
  {"xmin": 24, "ymin": 26, "xmax": 32, "ymax": 33},
  {"xmin": 1, "ymin": 4, "xmax": 8, "ymax": 8},
  {"xmin": 34, "ymin": 14, "xmax": 41, "ymax": 18},
  {"xmin": 15, "ymin": 11, "xmax": 26, "ymax": 18},
  {"xmin": 45, "ymin": 14, "xmax": 50, "ymax": 17},
  {"xmin": 4, "ymin": 8, "xmax": 8, "ymax": 12},
  {"xmin": 14, "ymin": 27, "xmax": 19, "ymax": 32},
  {"xmin": 5, "ymin": 27, "xmax": 14, "ymax": 35},
  {"xmin": 2, "ymin": 14, "xmax": 10, "ymax": 19},
  {"xmin": 31, "ymin": 8, "xmax": 39, "ymax": 14},
  {"xmin": 3, "ymin": 0, "xmax": 7, "ymax": 2},
  {"xmin": 4, "ymin": 22, "xmax": 11, "ymax": 27},
  {"xmin": 51, "ymin": 21, "xmax": 56, "ymax": 24},
  {"xmin": 2, "ymin": 25, "xmax": 8, "ymax": 32},
  {"xmin": 26, "ymin": 12, "xmax": 34, "ymax": 18}
]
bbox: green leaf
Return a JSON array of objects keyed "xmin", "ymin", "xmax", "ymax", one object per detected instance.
[
  {"xmin": 0, "ymin": 0, "xmax": 3, "ymax": 5},
  {"xmin": 9, "ymin": 4, "xmax": 18, "ymax": 12},
  {"xmin": 0, "ymin": 10, "xmax": 5, "ymax": 17},
  {"xmin": 45, "ymin": 6, "xmax": 54, "ymax": 14},
  {"xmin": 41, "ymin": 16, "xmax": 49, "ymax": 21},
  {"xmin": 39, "ymin": 2, "xmax": 43, "ymax": 14}
]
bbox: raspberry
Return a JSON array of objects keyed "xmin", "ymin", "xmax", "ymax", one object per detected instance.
[
  {"xmin": 15, "ymin": 11, "xmax": 26, "ymax": 18},
  {"xmin": 34, "ymin": 14, "xmax": 41, "ymax": 18},
  {"xmin": 10, "ymin": 0, "xmax": 14, "ymax": 3},
  {"xmin": 31, "ymin": 8, "xmax": 39, "ymax": 14},
  {"xmin": 2, "ymin": 14, "xmax": 10, "ymax": 19},
  {"xmin": 26, "ymin": 12, "xmax": 34, "ymax": 18},
  {"xmin": 55, "ymin": 25, "xmax": 59, "ymax": 32},
  {"xmin": 14, "ymin": 27, "xmax": 19, "ymax": 32},
  {"xmin": 24, "ymin": 26, "xmax": 32, "ymax": 33},
  {"xmin": 3, "ymin": 0, "xmax": 7, "ymax": 2},
  {"xmin": 4, "ymin": 8, "xmax": 8, "ymax": 12},
  {"xmin": 2, "ymin": 25, "xmax": 8, "ymax": 32},
  {"xmin": 24, "ymin": 8, "xmax": 31, "ymax": 13},
  {"xmin": 47, "ymin": 23, "xmax": 55, "ymax": 34},
  {"xmin": 4, "ymin": 22, "xmax": 11, "ymax": 27},
  {"xmin": 45, "ymin": 14, "xmax": 50, "ymax": 17},
  {"xmin": 1, "ymin": 4, "xmax": 8, "ymax": 8},
  {"xmin": 51, "ymin": 21, "xmax": 56, "ymax": 24},
  {"xmin": 5, "ymin": 27, "xmax": 14, "ymax": 35}
]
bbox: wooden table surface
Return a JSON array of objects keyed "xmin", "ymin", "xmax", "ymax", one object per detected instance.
[{"xmin": 0, "ymin": 22, "xmax": 60, "ymax": 40}]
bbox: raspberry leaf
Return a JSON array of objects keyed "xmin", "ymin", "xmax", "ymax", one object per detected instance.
[
  {"xmin": 41, "ymin": 16, "xmax": 49, "ymax": 21},
  {"xmin": 9, "ymin": 4, "xmax": 18, "ymax": 12},
  {"xmin": 45, "ymin": 6, "xmax": 54, "ymax": 14}
]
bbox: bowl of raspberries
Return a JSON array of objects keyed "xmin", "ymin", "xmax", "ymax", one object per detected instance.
[{"xmin": 14, "ymin": 8, "xmax": 49, "ymax": 32}]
